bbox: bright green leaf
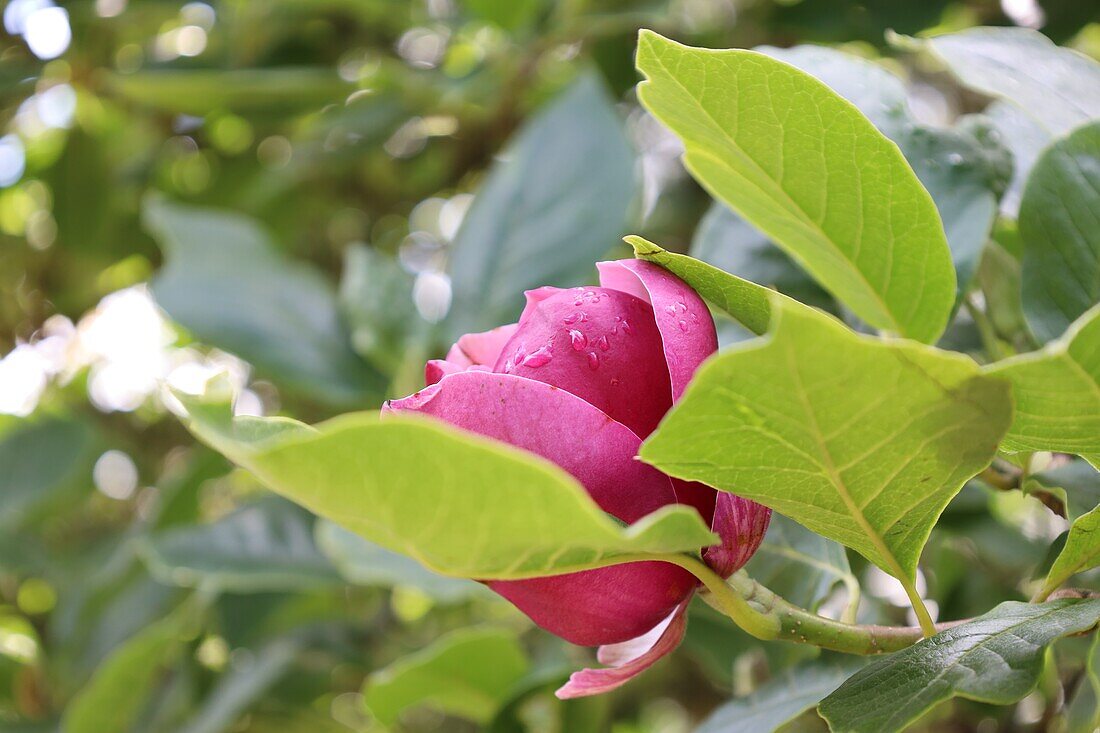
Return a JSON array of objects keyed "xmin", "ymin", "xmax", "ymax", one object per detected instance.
[
  {"xmin": 697, "ymin": 659, "xmax": 863, "ymax": 733},
  {"xmin": 636, "ymin": 31, "xmax": 955, "ymax": 342},
  {"xmin": 818, "ymin": 599, "xmax": 1100, "ymax": 733},
  {"xmin": 445, "ymin": 74, "xmax": 636, "ymax": 340},
  {"xmin": 363, "ymin": 627, "xmax": 528, "ymax": 726},
  {"xmin": 1018, "ymin": 122, "xmax": 1100, "ymax": 344},
  {"xmin": 987, "ymin": 306, "xmax": 1100, "ymax": 468},
  {"xmin": 641, "ymin": 298, "xmax": 1012, "ymax": 587},
  {"xmin": 137, "ymin": 496, "xmax": 342, "ymax": 593},
  {"xmin": 146, "ymin": 198, "xmax": 383, "ymax": 406},
  {"xmin": 314, "ymin": 519, "xmax": 487, "ymax": 603},
  {"xmin": 1038, "ymin": 507, "xmax": 1100, "ymax": 601},
  {"xmin": 759, "ymin": 44, "xmax": 1011, "ymax": 298},
  {"xmin": 918, "ymin": 27, "xmax": 1100, "ymax": 137},
  {"xmin": 627, "ymin": 236, "xmax": 783, "ymax": 336},
  {"xmin": 175, "ymin": 381, "xmax": 717, "ymax": 580}
]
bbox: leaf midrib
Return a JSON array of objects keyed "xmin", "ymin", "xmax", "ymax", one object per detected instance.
[
  {"xmin": 640, "ymin": 39, "xmax": 907, "ymax": 334},
  {"xmin": 782, "ymin": 338, "xmax": 913, "ymax": 582}
]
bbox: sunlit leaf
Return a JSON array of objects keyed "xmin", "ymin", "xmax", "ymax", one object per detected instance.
[
  {"xmin": 819, "ymin": 599, "xmax": 1100, "ymax": 733},
  {"xmin": 363, "ymin": 627, "xmax": 528, "ymax": 726},
  {"xmin": 636, "ymin": 32, "xmax": 955, "ymax": 342},
  {"xmin": 759, "ymin": 44, "xmax": 1011, "ymax": 298},
  {"xmin": 1017, "ymin": 122, "xmax": 1100, "ymax": 344},
  {"xmin": 987, "ymin": 306, "xmax": 1100, "ymax": 468},
  {"xmin": 445, "ymin": 73, "xmax": 636, "ymax": 340},
  {"xmin": 641, "ymin": 297, "xmax": 1012, "ymax": 587},
  {"xmin": 174, "ymin": 380, "xmax": 717, "ymax": 580}
]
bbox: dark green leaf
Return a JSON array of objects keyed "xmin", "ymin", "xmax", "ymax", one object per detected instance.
[
  {"xmin": 138, "ymin": 496, "xmax": 342, "ymax": 593},
  {"xmin": 146, "ymin": 198, "xmax": 383, "ymax": 405},
  {"xmin": 1025, "ymin": 460, "xmax": 1100, "ymax": 523},
  {"xmin": 819, "ymin": 599, "xmax": 1100, "ymax": 733},
  {"xmin": 363, "ymin": 628, "xmax": 528, "ymax": 726},
  {"xmin": 0, "ymin": 418, "xmax": 94, "ymax": 532},
  {"xmin": 445, "ymin": 74, "xmax": 636, "ymax": 340}
]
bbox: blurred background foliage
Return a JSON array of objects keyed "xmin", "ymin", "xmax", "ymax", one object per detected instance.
[{"xmin": 1, "ymin": 0, "xmax": 1098, "ymax": 731}]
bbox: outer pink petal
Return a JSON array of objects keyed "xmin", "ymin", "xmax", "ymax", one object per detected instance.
[
  {"xmin": 383, "ymin": 371, "xmax": 697, "ymax": 646},
  {"xmin": 385, "ymin": 371, "xmax": 674, "ymax": 521},
  {"xmin": 704, "ymin": 493, "xmax": 773, "ymax": 578},
  {"xmin": 555, "ymin": 596, "xmax": 691, "ymax": 699},
  {"xmin": 449, "ymin": 323, "xmax": 519, "ymax": 368},
  {"xmin": 493, "ymin": 287, "xmax": 673, "ymax": 438},
  {"xmin": 597, "ymin": 259, "xmax": 718, "ymax": 402}
]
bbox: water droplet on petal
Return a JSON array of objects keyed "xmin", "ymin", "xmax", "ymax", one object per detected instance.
[
  {"xmin": 595, "ymin": 335, "xmax": 610, "ymax": 352},
  {"xmin": 562, "ymin": 312, "xmax": 581, "ymax": 325},
  {"xmin": 678, "ymin": 320, "xmax": 689, "ymax": 332},
  {"xmin": 522, "ymin": 345, "xmax": 553, "ymax": 368},
  {"xmin": 620, "ymin": 320, "xmax": 632, "ymax": 335},
  {"xmin": 568, "ymin": 329, "xmax": 587, "ymax": 351},
  {"xmin": 665, "ymin": 304, "xmax": 678, "ymax": 316},
  {"xmin": 586, "ymin": 351, "xmax": 600, "ymax": 370}
]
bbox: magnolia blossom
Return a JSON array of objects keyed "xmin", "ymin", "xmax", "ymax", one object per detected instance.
[{"xmin": 385, "ymin": 259, "xmax": 771, "ymax": 697}]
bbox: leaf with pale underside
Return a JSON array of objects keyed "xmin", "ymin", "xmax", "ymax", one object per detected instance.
[
  {"xmin": 697, "ymin": 659, "xmax": 863, "ymax": 733},
  {"xmin": 819, "ymin": 599, "xmax": 1100, "ymax": 733},
  {"xmin": 1018, "ymin": 122, "xmax": 1100, "ymax": 344},
  {"xmin": 635, "ymin": 31, "xmax": 955, "ymax": 343},
  {"xmin": 173, "ymin": 379, "xmax": 717, "ymax": 581},
  {"xmin": 986, "ymin": 306, "xmax": 1100, "ymax": 469},
  {"xmin": 641, "ymin": 298, "xmax": 1012, "ymax": 586},
  {"xmin": 917, "ymin": 27, "xmax": 1100, "ymax": 138},
  {"xmin": 1037, "ymin": 507, "xmax": 1100, "ymax": 601}
]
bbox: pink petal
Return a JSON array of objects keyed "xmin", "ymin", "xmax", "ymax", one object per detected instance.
[
  {"xmin": 386, "ymin": 371, "xmax": 674, "ymax": 522},
  {"xmin": 555, "ymin": 596, "xmax": 692, "ymax": 699},
  {"xmin": 493, "ymin": 287, "xmax": 673, "ymax": 438},
  {"xmin": 704, "ymin": 493, "xmax": 773, "ymax": 578},
  {"xmin": 448, "ymin": 323, "xmax": 519, "ymax": 368},
  {"xmin": 385, "ymin": 370, "xmax": 697, "ymax": 645},
  {"xmin": 597, "ymin": 260, "xmax": 718, "ymax": 402},
  {"xmin": 425, "ymin": 359, "xmax": 462, "ymax": 386}
]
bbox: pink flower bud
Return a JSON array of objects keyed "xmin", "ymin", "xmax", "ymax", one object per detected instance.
[{"xmin": 384, "ymin": 259, "xmax": 771, "ymax": 696}]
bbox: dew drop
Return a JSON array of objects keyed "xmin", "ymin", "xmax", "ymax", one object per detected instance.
[
  {"xmin": 563, "ymin": 312, "xmax": 581, "ymax": 325},
  {"xmin": 678, "ymin": 320, "xmax": 689, "ymax": 332},
  {"xmin": 620, "ymin": 320, "xmax": 632, "ymax": 335},
  {"xmin": 522, "ymin": 346, "xmax": 553, "ymax": 368},
  {"xmin": 665, "ymin": 304, "xmax": 679, "ymax": 316},
  {"xmin": 568, "ymin": 329, "xmax": 588, "ymax": 351},
  {"xmin": 586, "ymin": 351, "xmax": 600, "ymax": 370},
  {"xmin": 594, "ymin": 335, "xmax": 610, "ymax": 352}
]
